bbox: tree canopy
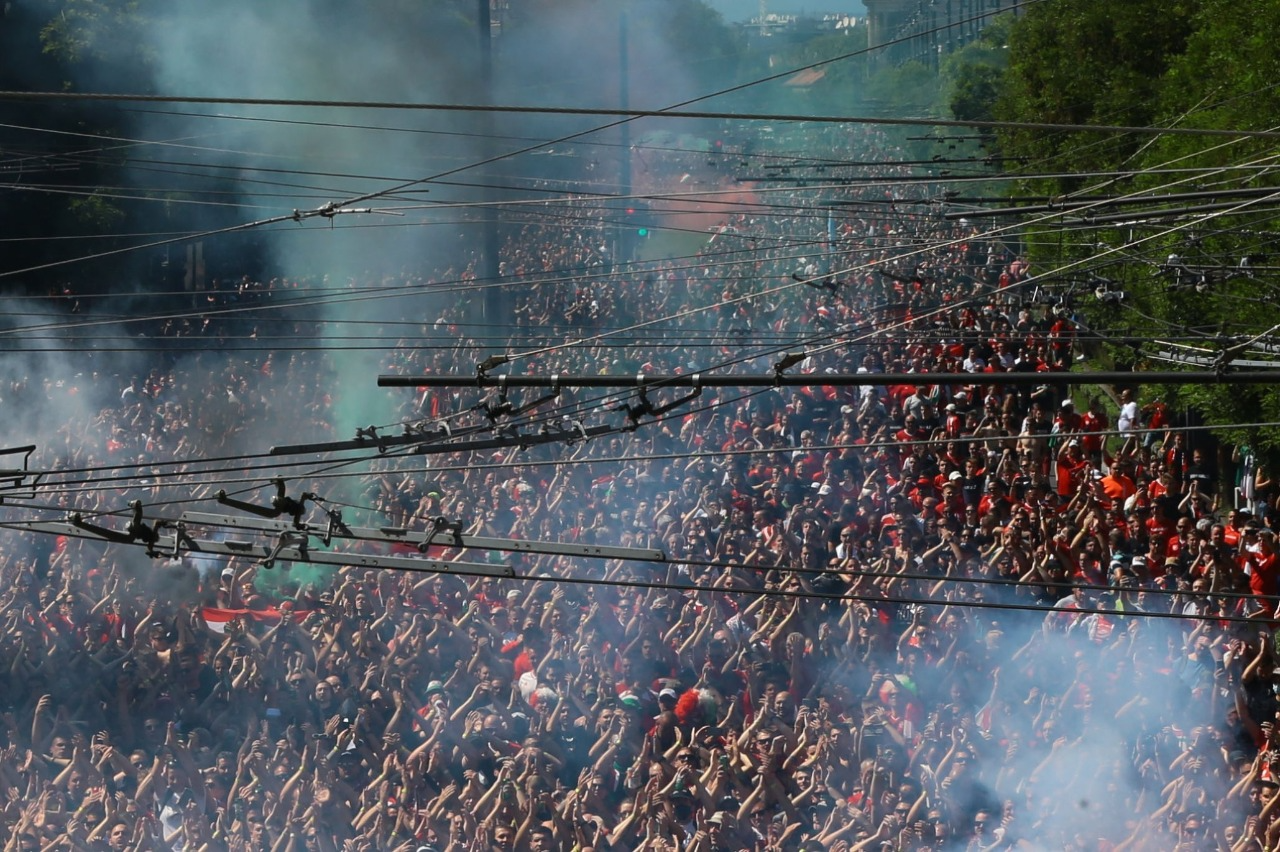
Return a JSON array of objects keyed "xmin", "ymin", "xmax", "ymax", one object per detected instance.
[{"xmin": 988, "ymin": 0, "xmax": 1280, "ymax": 461}]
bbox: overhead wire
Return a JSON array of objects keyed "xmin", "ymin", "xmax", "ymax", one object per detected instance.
[
  {"xmin": 10, "ymin": 4, "xmax": 1280, "ymax": 557},
  {"xmin": 0, "ymin": 331, "xmax": 1242, "ymax": 355},
  {"xmin": 27, "ymin": 416, "xmax": 1280, "ymax": 501},
  {"xmin": 19, "ymin": 88, "xmax": 1280, "ymax": 142},
  {"xmin": 12, "ymin": 136, "xmax": 1280, "ymax": 511},
  {"xmin": 0, "ymin": 21, "xmax": 1274, "ymax": 654},
  {"xmin": 22, "ymin": 150, "xmax": 1280, "ymax": 470},
  {"xmin": 0, "ymin": 0, "xmax": 1052, "ymax": 282},
  {"xmin": 791, "ymin": 153, "xmax": 1280, "ymax": 366},
  {"xmin": 0, "ymin": 147, "xmax": 1244, "ymax": 394},
  {"xmin": 5, "ymin": 45, "xmax": 1274, "ymax": 298},
  {"xmin": 1, "ymin": 512, "xmax": 1267, "ymax": 628},
  {"xmin": 404, "ymin": 150, "xmax": 1280, "ymax": 479}
]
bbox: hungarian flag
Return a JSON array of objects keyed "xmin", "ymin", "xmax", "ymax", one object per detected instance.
[
  {"xmin": 201, "ymin": 606, "xmax": 310, "ymax": 633},
  {"xmin": 390, "ymin": 541, "xmax": 447, "ymax": 559}
]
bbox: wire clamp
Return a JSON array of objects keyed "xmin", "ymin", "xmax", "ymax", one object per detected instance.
[
  {"xmin": 216, "ymin": 478, "xmax": 315, "ymax": 528},
  {"xmin": 418, "ymin": 515, "xmax": 463, "ymax": 553},
  {"xmin": 260, "ymin": 529, "xmax": 310, "ymax": 570},
  {"xmin": 476, "ymin": 354, "xmax": 511, "ymax": 382},
  {"xmin": 355, "ymin": 425, "xmax": 388, "ymax": 454},
  {"xmin": 67, "ymin": 500, "xmax": 163, "ymax": 550},
  {"xmin": 774, "ymin": 352, "xmax": 806, "ymax": 385}
]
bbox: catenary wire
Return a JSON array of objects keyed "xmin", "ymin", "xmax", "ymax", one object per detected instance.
[{"xmin": 1, "ymin": 517, "xmax": 1262, "ymax": 627}]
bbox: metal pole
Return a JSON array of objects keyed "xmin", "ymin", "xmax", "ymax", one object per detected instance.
[
  {"xmin": 479, "ymin": 0, "xmax": 503, "ymax": 326},
  {"xmin": 379, "ymin": 369, "xmax": 1280, "ymax": 389},
  {"xmin": 618, "ymin": 9, "xmax": 633, "ymax": 263}
]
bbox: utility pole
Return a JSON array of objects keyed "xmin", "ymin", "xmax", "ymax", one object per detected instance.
[
  {"xmin": 479, "ymin": 0, "xmax": 503, "ymax": 326},
  {"xmin": 618, "ymin": 8, "xmax": 633, "ymax": 264}
]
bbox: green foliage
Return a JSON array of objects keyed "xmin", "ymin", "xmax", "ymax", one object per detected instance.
[
  {"xmin": 995, "ymin": 0, "xmax": 1196, "ymax": 195},
  {"xmin": 949, "ymin": 63, "xmax": 1001, "ymax": 124},
  {"xmin": 994, "ymin": 0, "xmax": 1280, "ymax": 465},
  {"xmin": 38, "ymin": 0, "xmax": 156, "ymax": 79},
  {"xmin": 942, "ymin": 13, "xmax": 1013, "ymax": 124},
  {"xmin": 67, "ymin": 193, "xmax": 126, "ymax": 230},
  {"xmin": 864, "ymin": 60, "xmax": 943, "ymax": 117},
  {"xmin": 1142, "ymin": 0, "xmax": 1280, "ymax": 177}
]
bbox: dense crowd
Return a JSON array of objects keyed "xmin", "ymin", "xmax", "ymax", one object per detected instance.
[{"xmin": 2, "ymin": 126, "xmax": 1280, "ymax": 852}]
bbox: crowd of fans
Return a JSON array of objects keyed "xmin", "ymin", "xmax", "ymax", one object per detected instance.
[{"xmin": 3, "ymin": 126, "xmax": 1280, "ymax": 852}]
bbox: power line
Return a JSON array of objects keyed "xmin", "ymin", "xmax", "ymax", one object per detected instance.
[
  {"xmin": 379, "ymin": 369, "xmax": 1280, "ymax": 390},
  {"xmin": 6, "ymin": 515, "xmax": 1262, "ymax": 627},
  {"xmin": 125, "ymin": 505, "xmax": 1280, "ymax": 610},
  {"xmin": 2, "ymin": 9, "xmax": 1280, "ymax": 644},
  {"xmin": 10, "ymin": 92, "xmax": 1280, "ymax": 141}
]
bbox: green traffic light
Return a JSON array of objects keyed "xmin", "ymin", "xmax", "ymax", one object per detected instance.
[{"xmin": 637, "ymin": 227, "xmax": 649, "ymax": 237}]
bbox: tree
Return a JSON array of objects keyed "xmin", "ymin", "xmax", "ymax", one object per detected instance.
[
  {"xmin": 992, "ymin": 0, "xmax": 1280, "ymax": 466},
  {"xmin": 995, "ymin": 0, "xmax": 1196, "ymax": 195},
  {"xmin": 942, "ymin": 13, "xmax": 1014, "ymax": 126},
  {"xmin": 38, "ymin": 0, "xmax": 157, "ymax": 86}
]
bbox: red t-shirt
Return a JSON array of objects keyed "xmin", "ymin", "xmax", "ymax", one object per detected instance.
[
  {"xmin": 1057, "ymin": 458, "xmax": 1088, "ymax": 497},
  {"xmin": 1080, "ymin": 410, "xmax": 1108, "ymax": 455},
  {"xmin": 1248, "ymin": 551, "xmax": 1278, "ymax": 603}
]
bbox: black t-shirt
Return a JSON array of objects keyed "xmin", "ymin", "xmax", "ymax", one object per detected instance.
[
  {"xmin": 1187, "ymin": 463, "xmax": 1214, "ymax": 490},
  {"xmin": 552, "ymin": 725, "xmax": 592, "ymax": 784},
  {"xmin": 961, "ymin": 474, "xmax": 985, "ymax": 507}
]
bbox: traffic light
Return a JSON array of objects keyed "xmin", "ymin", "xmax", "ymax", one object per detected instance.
[{"xmin": 625, "ymin": 203, "xmax": 651, "ymax": 238}]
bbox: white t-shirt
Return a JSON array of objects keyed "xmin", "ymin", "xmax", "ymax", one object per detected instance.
[{"xmin": 1118, "ymin": 401, "xmax": 1139, "ymax": 433}]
